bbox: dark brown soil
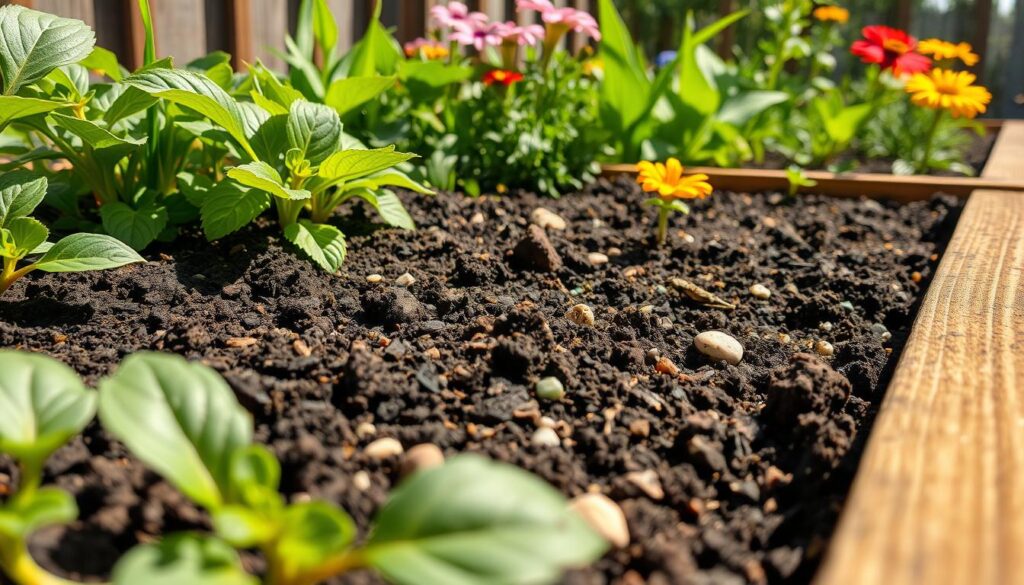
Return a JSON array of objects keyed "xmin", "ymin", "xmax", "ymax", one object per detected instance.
[{"xmin": 0, "ymin": 178, "xmax": 962, "ymax": 585}]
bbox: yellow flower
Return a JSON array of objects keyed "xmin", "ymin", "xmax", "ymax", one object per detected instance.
[
  {"xmin": 812, "ymin": 5, "xmax": 849, "ymax": 23},
  {"xmin": 637, "ymin": 158, "xmax": 712, "ymax": 200},
  {"xmin": 917, "ymin": 38, "xmax": 979, "ymax": 66},
  {"xmin": 583, "ymin": 57, "xmax": 604, "ymax": 76},
  {"xmin": 905, "ymin": 69, "xmax": 991, "ymax": 119}
]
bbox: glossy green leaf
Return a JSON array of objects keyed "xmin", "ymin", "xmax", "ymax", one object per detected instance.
[
  {"xmin": 355, "ymin": 190, "xmax": 415, "ymax": 230},
  {"xmin": 324, "ymin": 76, "xmax": 395, "ymax": 118},
  {"xmin": 717, "ymin": 90, "xmax": 789, "ymax": 126},
  {"xmin": 346, "ymin": 168, "xmax": 433, "ymax": 195},
  {"xmin": 0, "ymin": 5, "xmax": 95, "ymax": 95},
  {"xmin": 317, "ymin": 146, "xmax": 416, "ymax": 184},
  {"xmin": 35, "ymin": 233, "xmax": 145, "ymax": 273},
  {"xmin": 311, "ymin": 0, "xmax": 338, "ymax": 57},
  {"xmin": 365, "ymin": 454, "xmax": 608, "ymax": 585},
  {"xmin": 0, "ymin": 487, "xmax": 77, "ymax": 538},
  {"xmin": 80, "ymin": 46, "xmax": 123, "ymax": 81},
  {"xmin": 6, "ymin": 216, "xmax": 48, "ymax": 257},
  {"xmin": 112, "ymin": 534, "xmax": 258, "ymax": 585},
  {"xmin": 0, "ymin": 351, "xmax": 95, "ymax": 466},
  {"xmin": 99, "ymin": 202, "xmax": 169, "ymax": 251},
  {"xmin": 103, "ymin": 85, "xmax": 158, "ymax": 126},
  {"xmin": 98, "ymin": 352, "xmax": 253, "ymax": 511},
  {"xmin": 286, "ymin": 100, "xmax": 343, "ymax": 166},
  {"xmin": 250, "ymin": 62, "xmax": 304, "ymax": 110},
  {"xmin": 0, "ymin": 172, "xmax": 46, "ymax": 228},
  {"xmin": 200, "ymin": 182, "xmax": 271, "ymax": 240},
  {"xmin": 250, "ymin": 114, "xmax": 289, "ymax": 163},
  {"xmin": 596, "ymin": 0, "xmax": 650, "ymax": 137},
  {"xmin": 343, "ymin": 1, "xmax": 400, "ymax": 77},
  {"xmin": 227, "ymin": 161, "xmax": 310, "ymax": 201},
  {"xmin": 0, "ymin": 95, "xmax": 67, "ymax": 129},
  {"xmin": 284, "ymin": 220, "xmax": 346, "ymax": 273},
  {"xmin": 212, "ymin": 506, "xmax": 278, "ymax": 549},
  {"xmin": 50, "ymin": 112, "xmax": 144, "ymax": 163},
  {"xmin": 125, "ymin": 68, "xmax": 257, "ymax": 159},
  {"xmin": 273, "ymin": 502, "xmax": 356, "ymax": 582}
]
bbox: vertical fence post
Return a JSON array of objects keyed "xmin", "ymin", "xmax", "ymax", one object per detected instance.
[
  {"xmin": 0, "ymin": 0, "xmax": 34, "ymax": 6},
  {"xmin": 125, "ymin": 0, "xmax": 149, "ymax": 70},
  {"xmin": 973, "ymin": 0, "xmax": 992, "ymax": 83},
  {"xmin": 227, "ymin": 0, "xmax": 253, "ymax": 69}
]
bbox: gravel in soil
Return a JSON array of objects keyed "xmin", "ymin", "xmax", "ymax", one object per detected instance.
[{"xmin": 0, "ymin": 178, "xmax": 962, "ymax": 584}]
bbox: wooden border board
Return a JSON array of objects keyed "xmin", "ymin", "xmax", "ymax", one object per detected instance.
[{"xmin": 815, "ymin": 120, "xmax": 1024, "ymax": 585}]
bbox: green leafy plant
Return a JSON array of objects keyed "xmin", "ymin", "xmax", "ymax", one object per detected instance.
[
  {"xmin": 0, "ymin": 350, "xmax": 608, "ymax": 585},
  {"xmin": 0, "ymin": 173, "xmax": 143, "ymax": 296}
]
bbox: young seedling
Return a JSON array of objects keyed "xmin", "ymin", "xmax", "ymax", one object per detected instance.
[
  {"xmin": 0, "ymin": 350, "xmax": 608, "ymax": 585},
  {"xmin": 0, "ymin": 174, "xmax": 144, "ymax": 296},
  {"xmin": 635, "ymin": 158, "xmax": 713, "ymax": 246},
  {"xmin": 785, "ymin": 166, "xmax": 817, "ymax": 197}
]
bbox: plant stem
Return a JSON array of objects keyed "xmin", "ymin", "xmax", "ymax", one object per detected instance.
[
  {"xmin": 656, "ymin": 207, "xmax": 670, "ymax": 247},
  {"xmin": 276, "ymin": 199, "xmax": 304, "ymax": 227},
  {"xmin": 1, "ymin": 537, "xmax": 81, "ymax": 585},
  {"xmin": 917, "ymin": 108, "xmax": 945, "ymax": 174}
]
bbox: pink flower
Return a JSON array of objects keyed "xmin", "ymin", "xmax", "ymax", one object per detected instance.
[
  {"xmin": 515, "ymin": 1, "xmax": 600, "ymax": 41},
  {"xmin": 450, "ymin": 20, "xmax": 505, "ymax": 51},
  {"xmin": 496, "ymin": 22, "xmax": 546, "ymax": 46},
  {"xmin": 430, "ymin": 2, "xmax": 487, "ymax": 29},
  {"xmin": 516, "ymin": 0, "xmax": 556, "ymax": 12}
]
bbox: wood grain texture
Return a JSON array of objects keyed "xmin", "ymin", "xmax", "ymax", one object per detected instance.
[
  {"xmin": 248, "ymin": 0, "xmax": 287, "ymax": 71},
  {"xmin": 815, "ymin": 122, "xmax": 1024, "ymax": 585},
  {"xmin": 153, "ymin": 0, "xmax": 207, "ymax": 64}
]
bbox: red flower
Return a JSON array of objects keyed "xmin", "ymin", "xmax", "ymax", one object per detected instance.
[
  {"xmin": 482, "ymin": 69, "xmax": 524, "ymax": 86},
  {"xmin": 851, "ymin": 25, "xmax": 932, "ymax": 76}
]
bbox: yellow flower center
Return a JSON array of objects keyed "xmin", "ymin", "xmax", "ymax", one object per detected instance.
[{"xmin": 883, "ymin": 38, "xmax": 910, "ymax": 54}]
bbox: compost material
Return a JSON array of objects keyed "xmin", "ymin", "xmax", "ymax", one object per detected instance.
[{"xmin": 0, "ymin": 179, "xmax": 962, "ymax": 584}]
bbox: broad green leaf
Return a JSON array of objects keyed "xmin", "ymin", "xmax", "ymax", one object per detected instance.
[
  {"xmin": 227, "ymin": 445, "xmax": 281, "ymax": 507},
  {"xmin": 343, "ymin": 2, "xmax": 401, "ymax": 77},
  {"xmin": 355, "ymin": 190, "xmax": 415, "ymax": 230},
  {"xmin": 317, "ymin": 146, "xmax": 416, "ymax": 184},
  {"xmin": 125, "ymin": 68, "xmax": 257, "ymax": 159},
  {"xmin": 213, "ymin": 506, "xmax": 278, "ymax": 548},
  {"xmin": 98, "ymin": 352, "xmax": 253, "ymax": 511},
  {"xmin": 200, "ymin": 182, "xmax": 271, "ymax": 240},
  {"xmin": 99, "ymin": 202, "xmax": 169, "ymax": 251},
  {"xmin": 103, "ymin": 85, "xmax": 158, "ymax": 126},
  {"xmin": 35, "ymin": 233, "xmax": 144, "ymax": 273},
  {"xmin": 324, "ymin": 76, "xmax": 395, "ymax": 117},
  {"xmin": 0, "ymin": 95, "xmax": 67, "ymax": 130},
  {"xmin": 80, "ymin": 46, "xmax": 123, "ymax": 81},
  {"xmin": 51, "ymin": 112, "xmax": 144, "ymax": 163},
  {"xmin": 346, "ymin": 168, "xmax": 433, "ymax": 195},
  {"xmin": 0, "ymin": 172, "xmax": 47, "ymax": 227},
  {"xmin": 0, "ymin": 351, "xmax": 95, "ymax": 465},
  {"xmin": 112, "ymin": 534, "xmax": 258, "ymax": 585},
  {"xmin": 286, "ymin": 100, "xmax": 343, "ymax": 166},
  {"xmin": 237, "ymin": 101, "xmax": 271, "ymax": 140},
  {"xmin": 284, "ymin": 220, "xmax": 346, "ymax": 273},
  {"xmin": 399, "ymin": 61, "xmax": 472, "ymax": 89},
  {"xmin": 272, "ymin": 502, "xmax": 356, "ymax": 582},
  {"xmin": 250, "ymin": 114, "xmax": 289, "ymax": 163},
  {"xmin": 596, "ymin": 0, "xmax": 650, "ymax": 137},
  {"xmin": 677, "ymin": 15, "xmax": 721, "ymax": 118},
  {"xmin": 227, "ymin": 161, "xmax": 310, "ymax": 201},
  {"xmin": 0, "ymin": 6, "xmax": 96, "ymax": 95},
  {"xmin": 250, "ymin": 62, "xmax": 304, "ymax": 110},
  {"xmin": 311, "ymin": 0, "xmax": 338, "ymax": 57},
  {"xmin": 6, "ymin": 216, "xmax": 48, "ymax": 257},
  {"xmin": 365, "ymin": 455, "xmax": 608, "ymax": 585},
  {"xmin": 717, "ymin": 90, "xmax": 789, "ymax": 126},
  {"xmin": 0, "ymin": 487, "xmax": 77, "ymax": 538},
  {"xmin": 46, "ymin": 64, "xmax": 89, "ymax": 100}
]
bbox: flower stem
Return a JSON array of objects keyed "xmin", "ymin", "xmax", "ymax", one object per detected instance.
[
  {"xmin": 656, "ymin": 207, "xmax": 670, "ymax": 247},
  {"xmin": 917, "ymin": 108, "xmax": 945, "ymax": 174}
]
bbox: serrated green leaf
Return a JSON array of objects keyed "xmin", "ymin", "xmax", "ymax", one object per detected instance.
[
  {"xmin": 51, "ymin": 112, "xmax": 144, "ymax": 163},
  {"xmin": 98, "ymin": 353, "xmax": 253, "ymax": 511},
  {"xmin": 0, "ymin": 351, "xmax": 95, "ymax": 467},
  {"xmin": 0, "ymin": 5, "xmax": 96, "ymax": 95},
  {"xmin": 355, "ymin": 190, "xmax": 415, "ymax": 230},
  {"xmin": 112, "ymin": 534, "xmax": 258, "ymax": 585},
  {"xmin": 324, "ymin": 76, "xmax": 395, "ymax": 118},
  {"xmin": 286, "ymin": 100, "xmax": 343, "ymax": 166},
  {"xmin": 0, "ymin": 487, "xmax": 78, "ymax": 538},
  {"xmin": 6, "ymin": 216, "xmax": 48, "ymax": 257},
  {"xmin": 365, "ymin": 454, "xmax": 608, "ymax": 585},
  {"xmin": 227, "ymin": 161, "xmax": 310, "ymax": 201},
  {"xmin": 200, "ymin": 182, "xmax": 271, "ymax": 240},
  {"xmin": 284, "ymin": 220, "xmax": 346, "ymax": 273},
  {"xmin": 0, "ymin": 95, "xmax": 68, "ymax": 129},
  {"xmin": 99, "ymin": 202, "xmax": 169, "ymax": 250},
  {"xmin": 0, "ymin": 172, "xmax": 46, "ymax": 227},
  {"xmin": 35, "ymin": 233, "xmax": 144, "ymax": 273},
  {"xmin": 125, "ymin": 68, "xmax": 257, "ymax": 160},
  {"xmin": 317, "ymin": 146, "xmax": 416, "ymax": 184}
]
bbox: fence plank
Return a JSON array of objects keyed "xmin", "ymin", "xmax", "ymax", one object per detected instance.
[
  {"xmin": 248, "ymin": 0, "xmax": 287, "ymax": 70},
  {"xmin": 33, "ymin": 0, "xmax": 93, "ymax": 24},
  {"xmin": 225, "ymin": 0, "xmax": 252, "ymax": 68},
  {"xmin": 152, "ymin": 0, "xmax": 207, "ymax": 64}
]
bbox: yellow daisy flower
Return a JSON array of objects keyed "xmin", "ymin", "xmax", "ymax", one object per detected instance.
[
  {"xmin": 905, "ymin": 69, "xmax": 991, "ymax": 119},
  {"xmin": 636, "ymin": 158, "xmax": 712, "ymax": 201},
  {"xmin": 812, "ymin": 5, "xmax": 850, "ymax": 23},
  {"xmin": 917, "ymin": 38, "xmax": 980, "ymax": 67}
]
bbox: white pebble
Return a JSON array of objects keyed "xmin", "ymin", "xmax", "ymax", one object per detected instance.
[
  {"xmin": 531, "ymin": 427, "xmax": 561, "ymax": 447},
  {"xmin": 366, "ymin": 274, "xmax": 383, "ymax": 284},
  {"xmin": 624, "ymin": 470, "xmax": 665, "ymax": 500},
  {"xmin": 588, "ymin": 252, "xmax": 609, "ymax": 266},
  {"xmin": 570, "ymin": 493, "xmax": 630, "ymax": 548},
  {"xmin": 565, "ymin": 304, "xmax": 595, "ymax": 327},
  {"xmin": 364, "ymin": 437, "xmax": 404, "ymax": 460},
  {"xmin": 352, "ymin": 471, "xmax": 371, "ymax": 491},
  {"xmin": 395, "ymin": 272, "xmax": 416, "ymax": 287},
  {"xmin": 749, "ymin": 284, "xmax": 771, "ymax": 299},
  {"xmin": 401, "ymin": 444, "xmax": 445, "ymax": 476},
  {"xmin": 694, "ymin": 331, "xmax": 744, "ymax": 365},
  {"xmin": 815, "ymin": 340, "xmax": 835, "ymax": 357},
  {"xmin": 355, "ymin": 422, "xmax": 377, "ymax": 438},
  {"xmin": 530, "ymin": 207, "xmax": 567, "ymax": 230}
]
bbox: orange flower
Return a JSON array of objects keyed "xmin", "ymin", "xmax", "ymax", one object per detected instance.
[
  {"xmin": 813, "ymin": 5, "xmax": 849, "ymax": 23},
  {"xmin": 637, "ymin": 158, "xmax": 712, "ymax": 201},
  {"xmin": 482, "ymin": 69, "xmax": 524, "ymax": 86},
  {"xmin": 917, "ymin": 38, "xmax": 980, "ymax": 67}
]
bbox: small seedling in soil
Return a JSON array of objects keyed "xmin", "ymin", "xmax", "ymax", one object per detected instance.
[
  {"xmin": 636, "ymin": 158, "xmax": 712, "ymax": 246},
  {"xmin": 0, "ymin": 174, "xmax": 144, "ymax": 296},
  {"xmin": 0, "ymin": 351, "xmax": 607, "ymax": 585}
]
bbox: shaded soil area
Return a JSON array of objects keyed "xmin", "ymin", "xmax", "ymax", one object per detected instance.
[{"xmin": 0, "ymin": 179, "xmax": 961, "ymax": 584}]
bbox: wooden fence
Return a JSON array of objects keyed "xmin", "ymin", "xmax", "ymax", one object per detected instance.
[{"xmin": 0, "ymin": 0, "xmax": 590, "ymax": 71}]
